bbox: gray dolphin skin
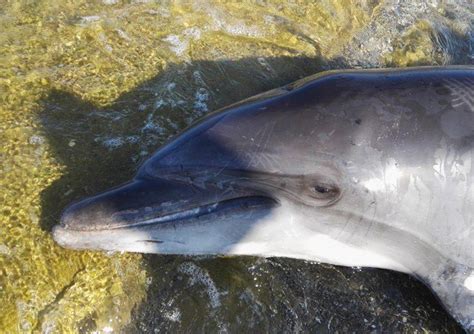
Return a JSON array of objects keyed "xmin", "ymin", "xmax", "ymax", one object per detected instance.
[{"xmin": 53, "ymin": 67, "xmax": 474, "ymax": 330}]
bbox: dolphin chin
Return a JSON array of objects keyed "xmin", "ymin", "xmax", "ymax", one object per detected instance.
[
  {"xmin": 53, "ymin": 204, "xmax": 279, "ymax": 254},
  {"xmin": 53, "ymin": 67, "xmax": 474, "ymax": 331}
]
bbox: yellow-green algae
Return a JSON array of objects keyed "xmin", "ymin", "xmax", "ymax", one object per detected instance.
[{"xmin": 0, "ymin": 1, "xmax": 471, "ymax": 333}]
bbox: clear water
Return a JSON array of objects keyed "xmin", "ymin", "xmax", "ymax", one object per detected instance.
[{"xmin": 0, "ymin": 1, "xmax": 472, "ymax": 332}]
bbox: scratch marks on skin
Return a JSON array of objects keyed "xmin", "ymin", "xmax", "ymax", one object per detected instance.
[
  {"xmin": 433, "ymin": 138, "xmax": 471, "ymax": 185},
  {"xmin": 363, "ymin": 197, "xmax": 378, "ymax": 238},
  {"xmin": 363, "ymin": 158, "xmax": 401, "ymax": 193},
  {"xmin": 444, "ymin": 78, "xmax": 474, "ymax": 112},
  {"xmin": 243, "ymin": 120, "xmax": 282, "ymax": 171},
  {"xmin": 431, "ymin": 138, "xmax": 473, "ymax": 253}
]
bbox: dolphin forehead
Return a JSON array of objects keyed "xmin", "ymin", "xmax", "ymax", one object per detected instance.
[
  {"xmin": 139, "ymin": 67, "xmax": 474, "ymax": 179},
  {"xmin": 139, "ymin": 73, "xmax": 352, "ymax": 177}
]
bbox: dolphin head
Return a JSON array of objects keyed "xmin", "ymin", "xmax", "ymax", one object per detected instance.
[
  {"xmin": 53, "ymin": 82, "xmax": 358, "ymax": 257},
  {"xmin": 53, "ymin": 130, "xmax": 345, "ymax": 257},
  {"xmin": 51, "ymin": 72, "xmax": 445, "ymax": 267}
]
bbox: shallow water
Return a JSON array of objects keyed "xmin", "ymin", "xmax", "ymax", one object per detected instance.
[{"xmin": 0, "ymin": 1, "xmax": 472, "ymax": 333}]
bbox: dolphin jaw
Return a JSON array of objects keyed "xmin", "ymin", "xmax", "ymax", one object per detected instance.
[
  {"xmin": 53, "ymin": 191, "xmax": 279, "ymax": 253},
  {"xmin": 53, "ymin": 224, "xmax": 170, "ymax": 253}
]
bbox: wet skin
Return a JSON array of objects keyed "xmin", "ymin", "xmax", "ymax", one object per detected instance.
[{"xmin": 53, "ymin": 67, "xmax": 474, "ymax": 330}]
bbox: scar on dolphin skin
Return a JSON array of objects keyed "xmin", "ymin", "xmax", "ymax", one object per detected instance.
[
  {"xmin": 52, "ymin": 66, "xmax": 474, "ymax": 331},
  {"xmin": 444, "ymin": 77, "xmax": 474, "ymax": 111}
]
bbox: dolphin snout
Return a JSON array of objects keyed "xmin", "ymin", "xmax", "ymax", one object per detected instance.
[
  {"xmin": 55, "ymin": 178, "xmax": 227, "ymax": 234},
  {"xmin": 59, "ymin": 196, "xmax": 115, "ymax": 231},
  {"xmin": 56, "ymin": 180, "xmax": 184, "ymax": 232}
]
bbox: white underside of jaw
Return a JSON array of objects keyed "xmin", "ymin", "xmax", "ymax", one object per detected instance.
[
  {"xmin": 55, "ymin": 208, "xmax": 410, "ymax": 274},
  {"xmin": 223, "ymin": 234, "xmax": 410, "ymax": 273},
  {"xmin": 60, "ymin": 228, "xmax": 410, "ymax": 276}
]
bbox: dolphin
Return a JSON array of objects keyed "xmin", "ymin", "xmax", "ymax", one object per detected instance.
[{"xmin": 52, "ymin": 66, "xmax": 474, "ymax": 330}]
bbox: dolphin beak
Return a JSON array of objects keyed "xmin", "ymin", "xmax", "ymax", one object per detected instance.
[
  {"xmin": 56, "ymin": 179, "xmax": 212, "ymax": 232},
  {"xmin": 52, "ymin": 178, "xmax": 217, "ymax": 249},
  {"xmin": 52, "ymin": 177, "xmax": 278, "ymax": 251}
]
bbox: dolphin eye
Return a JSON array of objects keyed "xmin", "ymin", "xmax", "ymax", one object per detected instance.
[
  {"xmin": 307, "ymin": 182, "xmax": 341, "ymax": 204},
  {"xmin": 313, "ymin": 185, "xmax": 331, "ymax": 194}
]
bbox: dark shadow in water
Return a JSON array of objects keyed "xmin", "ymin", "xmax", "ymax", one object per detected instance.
[{"xmin": 37, "ymin": 56, "xmax": 464, "ymax": 333}]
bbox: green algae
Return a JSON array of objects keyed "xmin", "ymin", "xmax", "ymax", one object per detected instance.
[
  {"xmin": 0, "ymin": 1, "xmax": 472, "ymax": 333},
  {"xmin": 384, "ymin": 20, "xmax": 449, "ymax": 66}
]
